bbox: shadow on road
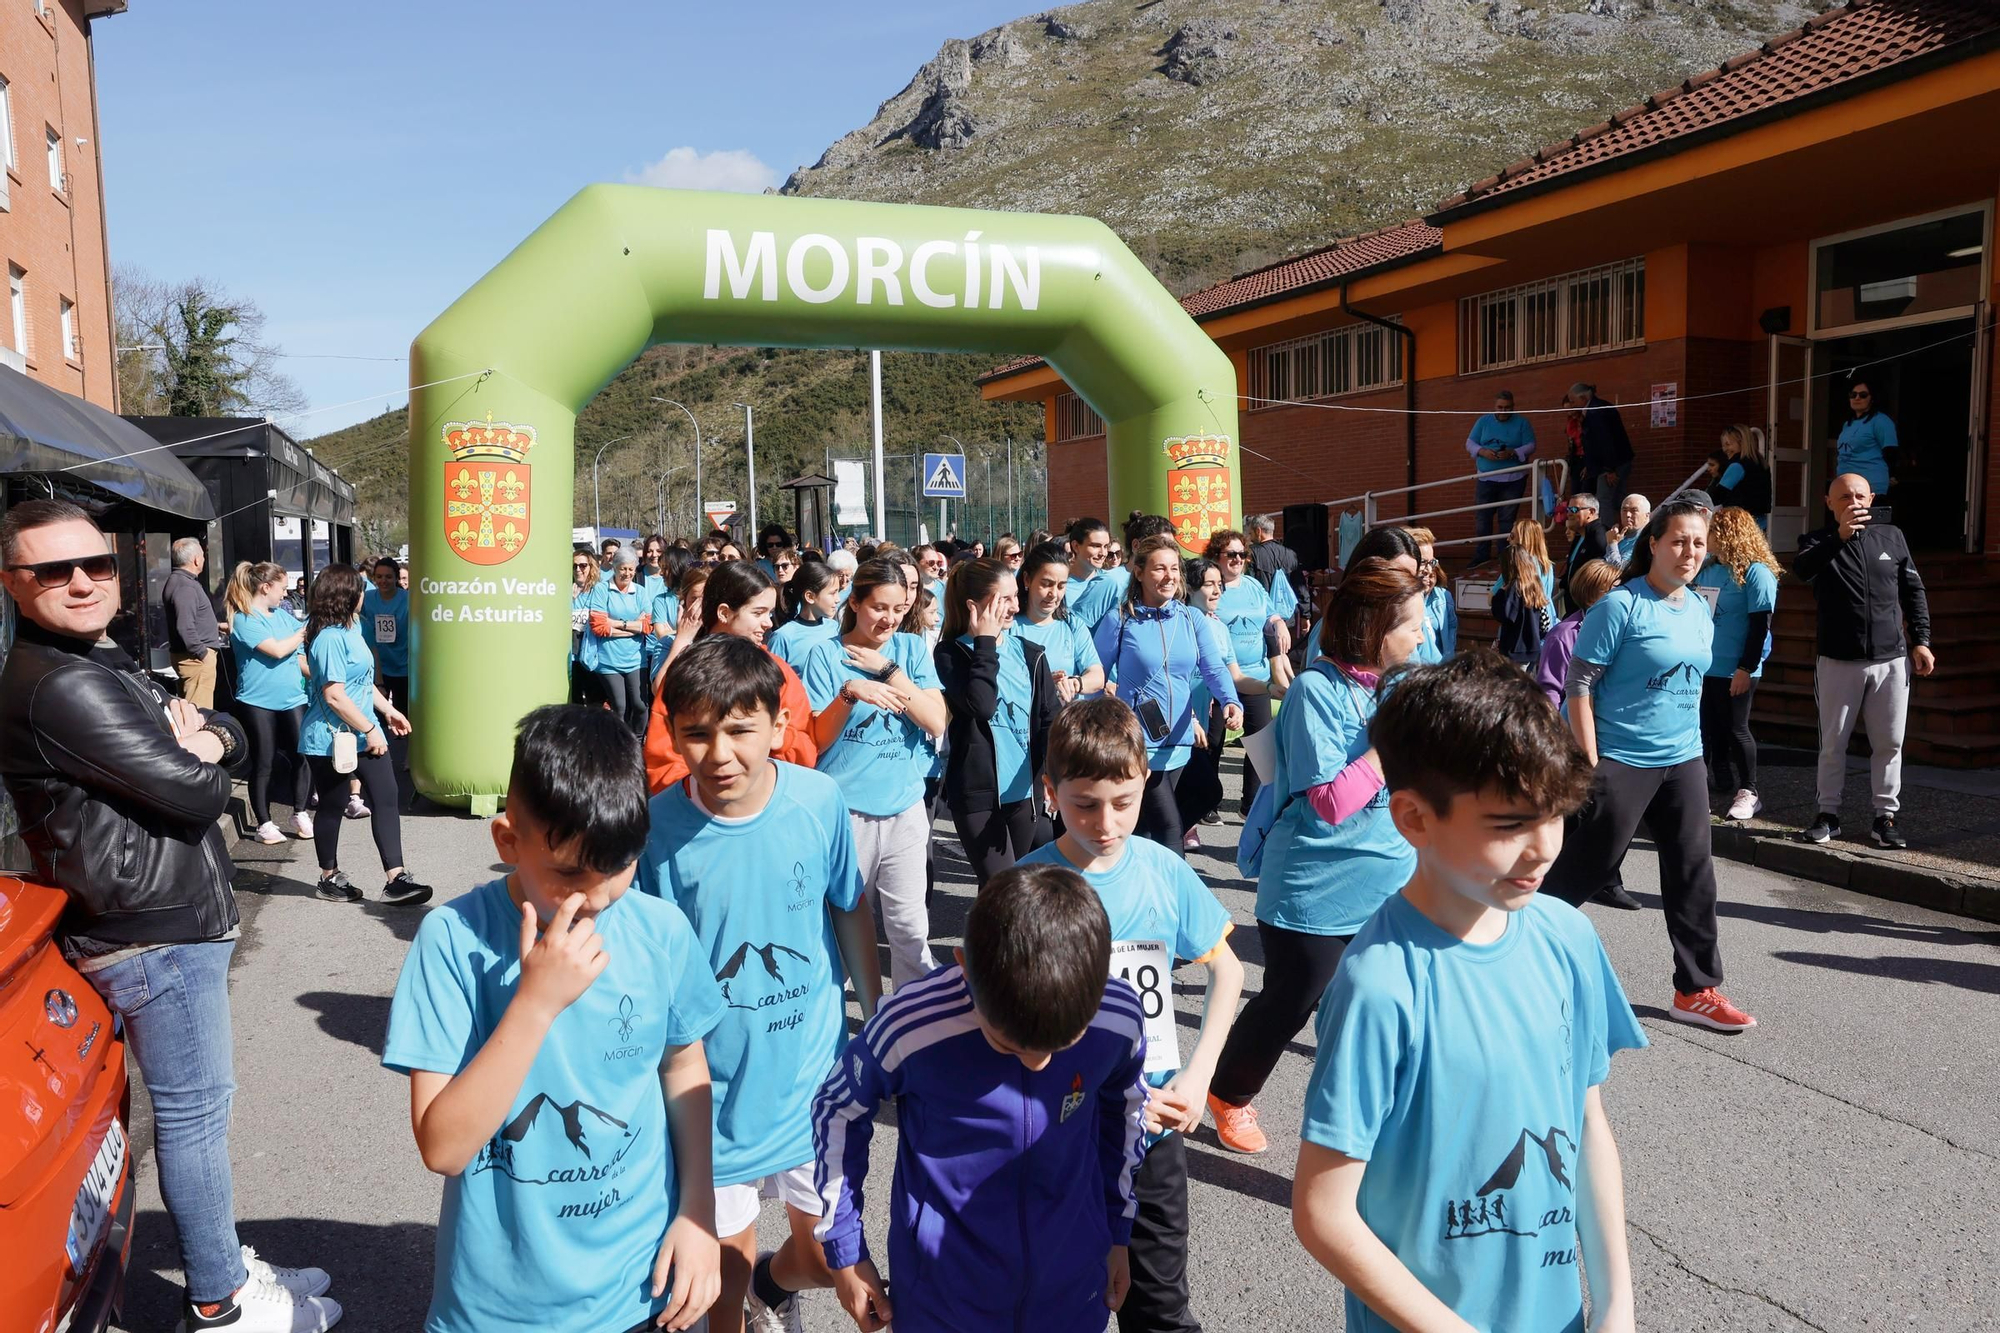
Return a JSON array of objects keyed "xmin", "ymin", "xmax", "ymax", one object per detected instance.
[
  {"xmin": 117, "ymin": 1212, "xmax": 435, "ymax": 1332},
  {"xmin": 1770, "ymin": 949, "xmax": 2000, "ymax": 994},
  {"xmin": 1720, "ymin": 897, "xmax": 2000, "ymax": 947},
  {"xmin": 296, "ymin": 990, "xmax": 394, "ymax": 1055},
  {"xmin": 1182, "ymin": 1136, "xmax": 1295, "ymax": 1208}
]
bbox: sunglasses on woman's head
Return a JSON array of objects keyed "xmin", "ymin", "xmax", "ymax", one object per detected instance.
[{"xmin": 6, "ymin": 554, "xmax": 118, "ymax": 587}]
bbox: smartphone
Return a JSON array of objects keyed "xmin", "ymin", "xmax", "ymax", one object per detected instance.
[{"xmin": 1135, "ymin": 697, "xmax": 1171, "ymax": 744}]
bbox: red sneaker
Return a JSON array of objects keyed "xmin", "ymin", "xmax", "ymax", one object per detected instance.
[
  {"xmin": 1207, "ymin": 1093, "xmax": 1269, "ymax": 1154},
  {"xmin": 1671, "ymin": 988, "xmax": 1757, "ymax": 1032}
]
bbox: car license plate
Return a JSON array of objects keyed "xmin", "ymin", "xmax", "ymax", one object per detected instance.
[{"xmin": 65, "ymin": 1118, "xmax": 126, "ymax": 1272}]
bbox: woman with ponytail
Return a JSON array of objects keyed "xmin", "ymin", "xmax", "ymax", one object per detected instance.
[
  {"xmin": 228, "ymin": 560, "xmax": 312, "ymax": 844},
  {"xmin": 641, "ymin": 559, "xmax": 818, "ymax": 792},
  {"xmin": 767, "ymin": 560, "xmax": 843, "ymax": 670},
  {"xmin": 1710, "ymin": 424, "xmax": 1773, "ymax": 530}
]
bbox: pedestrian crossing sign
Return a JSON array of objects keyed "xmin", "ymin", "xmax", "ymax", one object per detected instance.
[{"xmin": 922, "ymin": 452, "xmax": 967, "ymax": 498}]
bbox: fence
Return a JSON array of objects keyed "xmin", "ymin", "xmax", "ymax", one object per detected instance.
[{"xmin": 826, "ymin": 438, "xmax": 1049, "ymax": 549}]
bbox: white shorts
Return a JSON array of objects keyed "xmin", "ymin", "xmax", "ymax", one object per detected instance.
[{"xmin": 715, "ymin": 1161, "xmax": 822, "ymax": 1238}]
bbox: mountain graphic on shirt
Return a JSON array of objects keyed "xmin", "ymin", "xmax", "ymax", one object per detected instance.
[
  {"xmin": 1644, "ymin": 661, "xmax": 1703, "ymax": 692},
  {"xmin": 471, "ymin": 1093, "xmax": 638, "ymax": 1187},
  {"xmin": 1476, "ymin": 1126, "xmax": 1576, "ymax": 1196},
  {"xmin": 716, "ymin": 940, "xmax": 813, "ymax": 1011},
  {"xmin": 501, "ymin": 1093, "xmax": 630, "ymax": 1160}
]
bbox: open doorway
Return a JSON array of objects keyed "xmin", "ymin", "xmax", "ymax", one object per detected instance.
[{"xmin": 1813, "ymin": 317, "xmax": 1974, "ymax": 549}]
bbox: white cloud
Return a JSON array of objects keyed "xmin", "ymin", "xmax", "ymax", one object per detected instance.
[{"xmin": 624, "ymin": 147, "xmax": 778, "ymax": 194}]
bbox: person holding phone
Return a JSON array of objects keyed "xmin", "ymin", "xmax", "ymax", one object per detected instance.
[
  {"xmin": 300, "ymin": 563, "xmax": 429, "ymax": 906},
  {"xmin": 935, "ymin": 556, "xmax": 1061, "ymax": 884},
  {"xmin": 1095, "ymin": 534, "xmax": 1243, "ymax": 854}
]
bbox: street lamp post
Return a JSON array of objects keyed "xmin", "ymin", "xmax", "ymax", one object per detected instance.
[
  {"xmin": 651, "ymin": 398, "xmax": 704, "ymax": 532},
  {"xmin": 937, "ymin": 433, "xmax": 966, "ymax": 542},
  {"xmin": 590, "ymin": 434, "xmax": 637, "ymax": 538},
  {"xmin": 655, "ymin": 463, "xmax": 692, "ymax": 538},
  {"xmin": 732, "ymin": 401, "xmax": 757, "ymax": 540}
]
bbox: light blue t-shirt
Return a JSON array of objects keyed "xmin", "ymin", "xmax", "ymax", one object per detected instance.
[
  {"xmin": 1571, "ymin": 580, "xmax": 1712, "ymax": 768},
  {"xmin": 382, "ymin": 880, "xmax": 725, "ymax": 1333},
  {"xmin": 300, "ymin": 624, "xmax": 377, "ymax": 757},
  {"xmin": 636, "ymin": 762, "xmax": 865, "ymax": 1185},
  {"xmin": 957, "ymin": 632, "xmax": 1036, "ymax": 803},
  {"xmin": 645, "ymin": 589, "xmax": 681, "ymax": 676},
  {"xmin": 1692, "ymin": 559, "xmax": 1777, "ymax": 680},
  {"xmin": 585, "ymin": 581, "xmax": 651, "ymax": 674},
  {"xmin": 1836, "ymin": 413, "xmax": 1898, "ymax": 495},
  {"xmin": 768, "ymin": 615, "xmax": 840, "ymax": 672},
  {"xmin": 1065, "ymin": 568, "xmax": 1125, "ymax": 634},
  {"xmin": 1018, "ymin": 835, "xmax": 1232, "ymax": 1141},
  {"xmin": 1013, "ymin": 613, "xmax": 1100, "ymax": 684},
  {"xmin": 230, "ymin": 608, "xmax": 306, "ymax": 711},
  {"xmin": 1302, "ymin": 893, "xmax": 1646, "ymax": 1333},
  {"xmin": 1468, "ymin": 412, "xmax": 1537, "ymax": 474},
  {"xmin": 1490, "ymin": 565, "xmax": 1556, "ymax": 610},
  {"xmin": 360, "ymin": 586, "xmax": 410, "ymax": 677},
  {"xmin": 571, "ymin": 590, "xmax": 597, "ymax": 670},
  {"xmin": 801, "ymin": 632, "xmax": 941, "ymax": 817},
  {"xmin": 1256, "ymin": 663, "xmax": 1413, "ymax": 936},
  {"xmin": 1188, "ymin": 612, "xmax": 1237, "ymax": 722},
  {"xmin": 1411, "ymin": 585, "xmax": 1457, "ymax": 666},
  {"xmin": 1215, "ymin": 577, "xmax": 1277, "ymax": 683}
]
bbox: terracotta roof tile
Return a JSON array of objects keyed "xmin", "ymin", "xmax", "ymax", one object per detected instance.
[
  {"xmin": 1434, "ymin": 0, "xmax": 2000, "ymax": 213},
  {"xmin": 978, "ymin": 220, "xmax": 1441, "ymax": 383}
]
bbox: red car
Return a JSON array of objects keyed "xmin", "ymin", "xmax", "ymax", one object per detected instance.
[{"xmin": 0, "ymin": 875, "xmax": 134, "ymax": 1333}]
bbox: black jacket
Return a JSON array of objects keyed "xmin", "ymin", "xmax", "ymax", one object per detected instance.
[
  {"xmin": 1563, "ymin": 520, "xmax": 1610, "ymax": 605},
  {"xmin": 934, "ymin": 634, "xmax": 1059, "ymax": 815},
  {"xmin": 1711, "ymin": 457, "xmax": 1772, "ymax": 518},
  {"xmin": 0, "ymin": 619, "xmax": 245, "ymax": 956},
  {"xmin": 1248, "ymin": 539, "xmax": 1298, "ymax": 595},
  {"xmin": 162, "ymin": 567, "xmax": 222, "ymax": 655},
  {"xmin": 1577, "ymin": 397, "xmax": 1634, "ymax": 482},
  {"xmin": 1791, "ymin": 520, "xmax": 1930, "ymax": 662}
]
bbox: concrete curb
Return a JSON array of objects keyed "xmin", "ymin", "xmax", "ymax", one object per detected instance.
[{"xmin": 1710, "ymin": 823, "xmax": 2000, "ymax": 925}]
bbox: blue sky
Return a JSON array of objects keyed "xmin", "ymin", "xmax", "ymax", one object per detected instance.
[{"xmin": 96, "ymin": 0, "xmax": 1031, "ymax": 433}]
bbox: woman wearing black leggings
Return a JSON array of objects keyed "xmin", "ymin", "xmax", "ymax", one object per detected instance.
[
  {"xmin": 1691, "ymin": 505, "xmax": 1779, "ymax": 823},
  {"xmin": 226, "ymin": 560, "xmax": 313, "ymax": 843},
  {"xmin": 935, "ymin": 558, "xmax": 1058, "ymax": 885},
  {"xmin": 299, "ymin": 563, "xmax": 431, "ymax": 906}
]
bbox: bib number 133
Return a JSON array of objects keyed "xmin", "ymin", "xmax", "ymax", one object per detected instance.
[{"xmin": 1111, "ymin": 939, "xmax": 1180, "ymax": 1074}]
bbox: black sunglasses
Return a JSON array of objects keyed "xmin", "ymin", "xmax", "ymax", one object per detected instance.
[
  {"xmin": 1849, "ymin": 390, "xmax": 1871, "ymax": 399},
  {"xmin": 6, "ymin": 554, "xmax": 118, "ymax": 587}
]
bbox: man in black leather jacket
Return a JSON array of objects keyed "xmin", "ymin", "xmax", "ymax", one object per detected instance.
[{"xmin": 0, "ymin": 499, "xmax": 340, "ymax": 1331}]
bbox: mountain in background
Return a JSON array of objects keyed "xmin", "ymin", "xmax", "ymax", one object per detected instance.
[{"xmin": 317, "ymin": 0, "xmax": 1822, "ymax": 545}]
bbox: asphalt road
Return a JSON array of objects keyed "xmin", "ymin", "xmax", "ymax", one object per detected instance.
[{"xmin": 112, "ymin": 783, "xmax": 2000, "ymax": 1332}]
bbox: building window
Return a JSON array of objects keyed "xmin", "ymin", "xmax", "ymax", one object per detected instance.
[
  {"xmin": 59, "ymin": 295, "xmax": 75, "ymax": 360},
  {"xmin": 45, "ymin": 126, "xmax": 62, "ymax": 193},
  {"xmin": 1459, "ymin": 258, "xmax": 1645, "ymax": 374},
  {"xmin": 1245, "ymin": 320, "xmax": 1404, "ymax": 406},
  {"xmin": 0, "ymin": 76, "xmax": 15, "ymax": 175},
  {"xmin": 1810, "ymin": 204, "xmax": 1988, "ymax": 334},
  {"xmin": 9, "ymin": 265, "xmax": 27, "ymax": 357},
  {"xmin": 1055, "ymin": 392, "xmax": 1104, "ymax": 441}
]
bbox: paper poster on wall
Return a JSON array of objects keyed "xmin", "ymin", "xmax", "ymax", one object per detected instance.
[
  {"xmin": 833, "ymin": 459, "xmax": 870, "ymax": 528},
  {"xmin": 1650, "ymin": 383, "xmax": 1678, "ymax": 428}
]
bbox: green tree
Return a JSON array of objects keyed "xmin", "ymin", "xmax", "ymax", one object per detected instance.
[{"xmin": 114, "ymin": 267, "xmax": 304, "ymax": 417}]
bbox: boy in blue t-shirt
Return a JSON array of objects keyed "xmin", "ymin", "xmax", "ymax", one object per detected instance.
[
  {"xmin": 1018, "ymin": 698, "xmax": 1243, "ymax": 1333},
  {"xmin": 638, "ymin": 635, "xmax": 881, "ymax": 1333},
  {"xmin": 383, "ymin": 705, "xmax": 725, "ymax": 1333},
  {"xmin": 1292, "ymin": 652, "xmax": 1646, "ymax": 1333}
]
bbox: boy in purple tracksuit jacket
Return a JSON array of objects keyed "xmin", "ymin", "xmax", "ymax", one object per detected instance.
[{"xmin": 811, "ymin": 864, "xmax": 1151, "ymax": 1332}]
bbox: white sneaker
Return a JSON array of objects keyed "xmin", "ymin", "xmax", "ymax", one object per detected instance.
[
  {"xmin": 1726, "ymin": 789, "xmax": 1762, "ymax": 822},
  {"xmin": 179, "ymin": 1268, "xmax": 342, "ymax": 1332},
  {"xmin": 292, "ymin": 810, "xmax": 315, "ymax": 839},
  {"xmin": 343, "ymin": 794, "xmax": 370, "ymax": 819},
  {"xmin": 253, "ymin": 822, "xmax": 287, "ymax": 844},
  {"xmin": 744, "ymin": 1254, "xmax": 806, "ymax": 1333},
  {"xmin": 242, "ymin": 1245, "xmax": 332, "ymax": 1298}
]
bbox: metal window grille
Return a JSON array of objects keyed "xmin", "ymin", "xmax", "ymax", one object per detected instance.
[
  {"xmin": 1055, "ymin": 392, "xmax": 1104, "ymax": 441},
  {"xmin": 1459, "ymin": 258, "xmax": 1645, "ymax": 373},
  {"xmin": 1246, "ymin": 320, "xmax": 1403, "ymax": 406}
]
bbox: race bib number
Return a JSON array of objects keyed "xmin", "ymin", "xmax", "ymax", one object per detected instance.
[
  {"xmin": 374, "ymin": 613, "xmax": 398, "ymax": 645},
  {"xmin": 1692, "ymin": 585, "xmax": 1720, "ymax": 615},
  {"xmin": 1111, "ymin": 939, "xmax": 1179, "ymax": 1075}
]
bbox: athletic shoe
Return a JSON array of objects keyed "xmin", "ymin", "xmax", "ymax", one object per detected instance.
[
  {"xmin": 253, "ymin": 821, "xmax": 287, "ymax": 845},
  {"xmin": 343, "ymin": 794, "xmax": 370, "ymax": 819},
  {"xmin": 241, "ymin": 1246, "xmax": 332, "ymax": 1299},
  {"xmin": 1200, "ymin": 812, "xmax": 1223, "ymax": 826},
  {"xmin": 1593, "ymin": 883, "xmax": 1643, "ymax": 911},
  {"xmin": 291, "ymin": 810, "xmax": 315, "ymax": 839},
  {"xmin": 179, "ymin": 1272, "xmax": 342, "ymax": 1332},
  {"xmin": 745, "ymin": 1281, "xmax": 806, "ymax": 1333},
  {"xmin": 1726, "ymin": 789, "xmax": 1762, "ymax": 822},
  {"xmin": 381, "ymin": 871, "xmax": 434, "ymax": 907},
  {"xmin": 1803, "ymin": 812, "xmax": 1840, "ymax": 844},
  {"xmin": 314, "ymin": 871, "xmax": 363, "ymax": 904},
  {"xmin": 1670, "ymin": 987, "xmax": 1757, "ymax": 1033},
  {"xmin": 1182, "ymin": 830, "xmax": 1201, "ymax": 853},
  {"xmin": 1870, "ymin": 815, "xmax": 1908, "ymax": 850},
  {"xmin": 1207, "ymin": 1093, "xmax": 1268, "ymax": 1155}
]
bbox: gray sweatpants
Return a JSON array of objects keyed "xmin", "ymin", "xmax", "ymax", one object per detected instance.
[
  {"xmin": 852, "ymin": 802, "xmax": 936, "ymax": 992},
  {"xmin": 1814, "ymin": 655, "xmax": 1908, "ymax": 815}
]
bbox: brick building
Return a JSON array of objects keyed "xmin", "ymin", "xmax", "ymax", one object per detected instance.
[
  {"xmin": 0, "ymin": 0, "xmax": 125, "ymax": 408},
  {"xmin": 982, "ymin": 0, "xmax": 2000, "ymax": 564}
]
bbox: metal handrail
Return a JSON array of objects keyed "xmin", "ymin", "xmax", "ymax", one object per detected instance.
[{"xmin": 1262, "ymin": 458, "xmax": 1570, "ymax": 535}]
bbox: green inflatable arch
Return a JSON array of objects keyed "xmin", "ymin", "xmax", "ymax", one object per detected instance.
[{"xmin": 407, "ymin": 185, "xmax": 1239, "ymax": 810}]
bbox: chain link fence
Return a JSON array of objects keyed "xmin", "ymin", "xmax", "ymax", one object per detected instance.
[{"xmin": 825, "ymin": 438, "xmax": 1049, "ymax": 549}]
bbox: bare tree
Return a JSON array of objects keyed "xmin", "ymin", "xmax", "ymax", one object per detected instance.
[{"xmin": 113, "ymin": 265, "xmax": 307, "ymax": 417}]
